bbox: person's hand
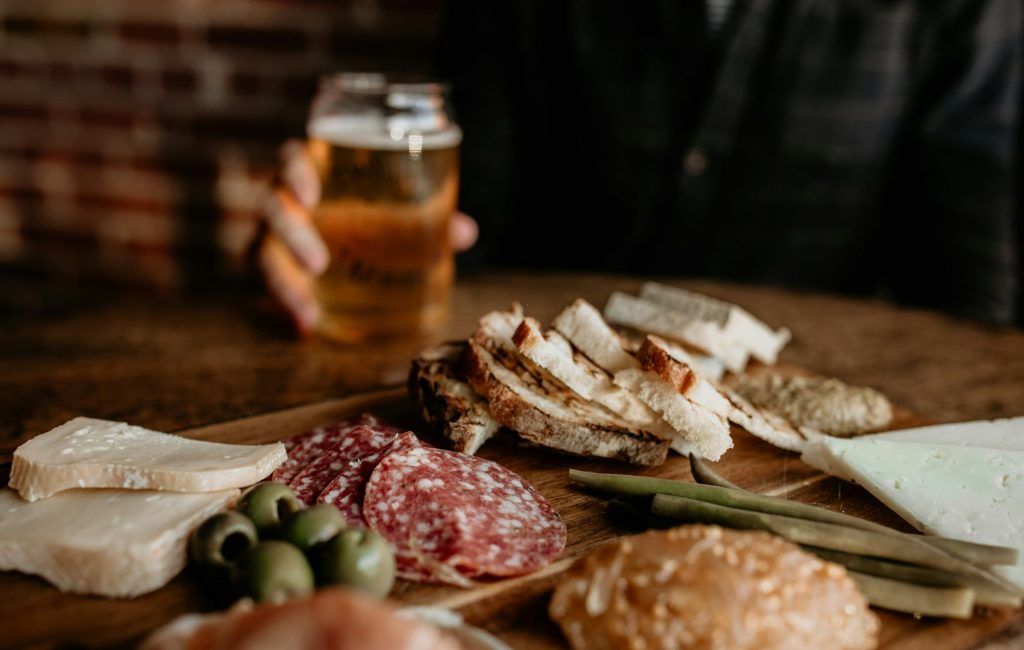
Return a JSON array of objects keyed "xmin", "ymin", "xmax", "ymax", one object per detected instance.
[{"xmin": 258, "ymin": 139, "xmax": 478, "ymax": 335}]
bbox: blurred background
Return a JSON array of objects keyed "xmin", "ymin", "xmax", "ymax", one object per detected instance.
[
  {"xmin": 0, "ymin": 0, "xmax": 1021, "ymax": 322},
  {"xmin": 0, "ymin": 0, "xmax": 442, "ymax": 292}
]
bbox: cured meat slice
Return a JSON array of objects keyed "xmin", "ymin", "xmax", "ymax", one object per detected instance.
[
  {"xmin": 317, "ymin": 430, "xmax": 422, "ymax": 526},
  {"xmin": 363, "ymin": 440, "xmax": 566, "ymax": 584},
  {"xmin": 288, "ymin": 427, "xmax": 385, "ymax": 507},
  {"xmin": 271, "ymin": 414, "xmax": 395, "ymax": 484}
]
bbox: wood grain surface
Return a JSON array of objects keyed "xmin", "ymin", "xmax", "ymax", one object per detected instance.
[
  {"xmin": 1, "ymin": 386, "xmax": 1021, "ymax": 649},
  {"xmin": 2, "ymin": 272, "xmax": 1023, "ymax": 648}
]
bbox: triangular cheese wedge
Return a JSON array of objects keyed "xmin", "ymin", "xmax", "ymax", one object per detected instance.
[
  {"xmin": 864, "ymin": 416, "xmax": 1024, "ymax": 451},
  {"xmin": 802, "ymin": 437, "xmax": 1024, "ymax": 590}
]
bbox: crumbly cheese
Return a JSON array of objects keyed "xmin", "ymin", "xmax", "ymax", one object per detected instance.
[
  {"xmin": 736, "ymin": 374, "xmax": 892, "ymax": 436},
  {"xmin": 0, "ymin": 487, "xmax": 237, "ymax": 597},
  {"xmin": 10, "ymin": 417, "xmax": 286, "ymax": 501},
  {"xmin": 801, "ymin": 436, "xmax": 1024, "ymax": 590}
]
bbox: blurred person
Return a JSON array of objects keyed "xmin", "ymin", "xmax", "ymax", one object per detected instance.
[{"xmin": 259, "ymin": 0, "xmax": 1020, "ymax": 333}]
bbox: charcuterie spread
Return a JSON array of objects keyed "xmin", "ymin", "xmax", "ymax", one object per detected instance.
[{"xmin": 2, "ymin": 282, "xmax": 1022, "ymax": 649}]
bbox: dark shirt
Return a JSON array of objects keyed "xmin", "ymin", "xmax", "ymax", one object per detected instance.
[{"xmin": 437, "ymin": 0, "xmax": 1021, "ymax": 324}]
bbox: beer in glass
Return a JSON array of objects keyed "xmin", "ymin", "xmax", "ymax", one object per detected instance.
[{"xmin": 306, "ymin": 74, "xmax": 461, "ymax": 342}]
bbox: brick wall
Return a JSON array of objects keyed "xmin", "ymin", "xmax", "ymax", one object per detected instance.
[{"xmin": 0, "ymin": 0, "xmax": 444, "ymax": 290}]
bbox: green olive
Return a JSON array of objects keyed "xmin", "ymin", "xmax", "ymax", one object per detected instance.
[
  {"xmin": 189, "ymin": 512, "xmax": 258, "ymax": 571},
  {"xmin": 236, "ymin": 483, "xmax": 302, "ymax": 536},
  {"xmin": 281, "ymin": 504, "xmax": 347, "ymax": 553},
  {"xmin": 235, "ymin": 541, "xmax": 315, "ymax": 603},
  {"xmin": 315, "ymin": 528, "xmax": 396, "ymax": 598}
]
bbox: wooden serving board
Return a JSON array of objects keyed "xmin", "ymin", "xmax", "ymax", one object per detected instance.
[{"xmin": 2, "ymin": 384, "xmax": 1022, "ymax": 650}]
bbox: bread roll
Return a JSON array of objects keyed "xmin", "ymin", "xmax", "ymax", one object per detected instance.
[{"xmin": 549, "ymin": 525, "xmax": 878, "ymax": 650}]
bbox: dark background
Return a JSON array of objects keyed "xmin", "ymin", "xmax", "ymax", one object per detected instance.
[{"xmin": 0, "ymin": 0, "xmax": 1020, "ymax": 322}]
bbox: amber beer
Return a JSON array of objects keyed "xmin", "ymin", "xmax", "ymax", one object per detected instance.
[{"xmin": 306, "ymin": 78, "xmax": 461, "ymax": 342}]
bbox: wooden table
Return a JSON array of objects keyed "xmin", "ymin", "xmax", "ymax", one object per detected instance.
[{"xmin": 1, "ymin": 271, "xmax": 1023, "ymax": 648}]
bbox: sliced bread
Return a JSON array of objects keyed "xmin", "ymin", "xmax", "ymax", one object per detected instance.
[
  {"xmin": 603, "ymin": 292, "xmax": 750, "ymax": 373},
  {"xmin": 513, "ymin": 317, "xmax": 689, "ymax": 452},
  {"xmin": 613, "ymin": 367, "xmax": 732, "ymax": 461},
  {"xmin": 408, "ymin": 342, "xmax": 502, "ymax": 455},
  {"xmin": 640, "ymin": 282, "xmax": 791, "ymax": 365},
  {"xmin": 636, "ymin": 335, "xmax": 733, "ymax": 418},
  {"xmin": 720, "ymin": 387, "xmax": 808, "ymax": 452},
  {"xmin": 550, "ymin": 299, "xmax": 639, "ymax": 373},
  {"xmin": 465, "ymin": 308, "xmax": 670, "ymax": 465}
]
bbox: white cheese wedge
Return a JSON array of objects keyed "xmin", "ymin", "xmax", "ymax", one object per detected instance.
[
  {"xmin": 10, "ymin": 417, "xmax": 286, "ymax": 501},
  {"xmin": 0, "ymin": 487, "xmax": 237, "ymax": 597},
  {"xmin": 801, "ymin": 437, "xmax": 1024, "ymax": 590},
  {"xmin": 865, "ymin": 416, "xmax": 1024, "ymax": 451}
]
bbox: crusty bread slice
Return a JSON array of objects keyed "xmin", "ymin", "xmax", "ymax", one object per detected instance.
[
  {"xmin": 640, "ymin": 282, "xmax": 791, "ymax": 365},
  {"xmin": 613, "ymin": 368, "xmax": 732, "ymax": 461},
  {"xmin": 720, "ymin": 387, "xmax": 807, "ymax": 452},
  {"xmin": 408, "ymin": 342, "xmax": 501, "ymax": 455},
  {"xmin": 465, "ymin": 308, "xmax": 669, "ymax": 465},
  {"xmin": 513, "ymin": 317, "xmax": 690, "ymax": 453},
  {"xmin": 637, "ymin": 334, "xmax": 806, "ymax": 452},
  {"xmin": 646, "ymin": 335, "xmax": 726, "ymax": 382},
  {"xmin": 603, "ymin": 292, "xmax": 749, "ymax": 373},
  {"xmin": 550, "ymin": 299, "xmax": 639, "ymax": 373},
  {"xmin": 636, "ymin": 335, "xmax": 732, "ymax": 417},
  {"xmin": 513, "ymin": 317, "xmax": 608, "ymax": 401}
]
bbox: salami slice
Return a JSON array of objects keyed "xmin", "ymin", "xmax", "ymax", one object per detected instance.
[
  {"xmin": 317, "ymin": 430, "xmax": 422, "ymax": 526},
  {"xmin": 271, "ymin": 414, "xmax": 396, "ymax": 484},
  {"xmin": 363, "ymin": 441, "xmax": 566, "ymax": 584},
  {"xmin": 288, "ymin": 423, "xmax": 405, "ymax": 505}
]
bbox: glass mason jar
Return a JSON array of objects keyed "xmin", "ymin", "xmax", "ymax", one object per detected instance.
[{"xmin": 306, "ymin": 73, "xmax": 461, "ymax": 342}]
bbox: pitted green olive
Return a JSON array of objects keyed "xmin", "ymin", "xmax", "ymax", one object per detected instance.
[
  {"xmin": 189, "ymin": 512, "xmax": 258, "ymax": 571},
  {"xmin": 315, "ymin": 528, "xmax": 396, "ymax": 598},
  {"xmin": 235, "ymin": 541, "xmax": 315, "ymax": 603},
  {"xmin": 236, "ymin": 483, "xmax": 302, "ymax": 536},
  {"xmin": 281, "ymin": 503, "xmax": 347, "ymax": 553}
]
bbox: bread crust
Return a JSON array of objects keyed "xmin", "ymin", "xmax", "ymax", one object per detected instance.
[
  {"xmin": 637, "ymin": 336, "xmax": 697, "ymax": 394},
  {"xmin": 408, "ymin": 342, "xmax": 501, "ymax": 455},
  {"xmin": 463, "ymin": 338, "xmax": 669, "ymax": 466}
]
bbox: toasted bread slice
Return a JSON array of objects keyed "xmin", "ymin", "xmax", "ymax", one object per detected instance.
[
  {"xmin": 603, "ymin": 292, "xmax": 750, "ymax": 373},
  {"xmin": 408, "ymin": 342, "xmax": 501, "ymax": 455},
  {"xmin": 513, "ymin": 318, "xmax": 689, "ymax": 453},
  {"xmin": 550, "ymin": 299, "xmax": 639, "ymax": 373},
  {"xmin": 638, "ymin": 335, "xmax": 806, "ymax": 452},
  {"xmin": 640, "ymin": 282, "xmax": 791, "ymax": 365},
  {"xmin": 465, "ymin": 308, "xmax": 669, "ymax": 465},
  {"xmin": 613, "ymin": 368, "xmax": 732, "ymax": 461},
  {"xmin": 636, "ymin": 336, "xmax": 732, "ymax": 417},
  {"xmin": 720, "ymin": 387, "xmax": 807, "ymax": 452}
]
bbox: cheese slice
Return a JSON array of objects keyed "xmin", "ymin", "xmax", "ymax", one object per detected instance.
[
  {"xmin": 865, "ymin": 416, "xmax": 1024, "ymax": 451},
  {"xmin": 10, "ymin": 417, "xmax": 286, "ymax": 501},
  {"xmin": 802, "ymin": 437, "xmax": 1024, "ymax": 589},
  {"xmin": 0, "ymin": 487, "xmax": 237, "ymax": 597}
]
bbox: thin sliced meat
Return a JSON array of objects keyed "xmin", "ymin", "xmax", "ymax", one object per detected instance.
[
  {"xmin": 288, "ymin": 423, "xmax": 405, "ymax": 505},
  {"xmin": 271, "ymin": 414, "xmax": 397, "ymax": 484},
  {"xmin": 363, "ymin": 440, "xmax": 566, "ymax": 585},
  {"xmin": 316, "ymin": 430, "xmax": 423, "ymax": 525}
]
